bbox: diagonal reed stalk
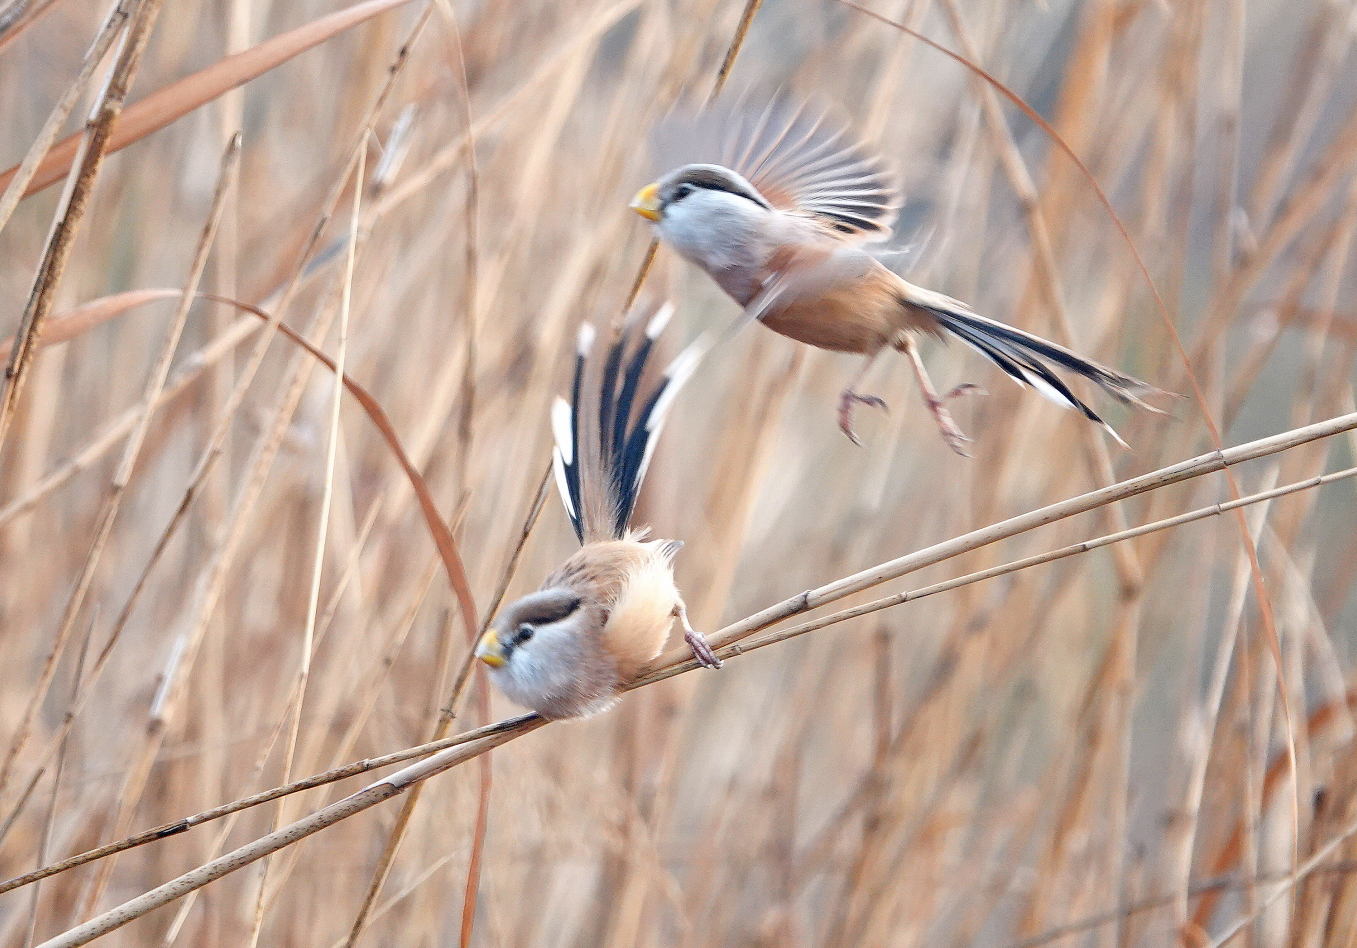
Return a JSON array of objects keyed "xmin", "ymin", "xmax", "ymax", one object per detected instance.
[{"xmin": 10, "ymin": 407, "xmax": 1357, "ymax": 947}]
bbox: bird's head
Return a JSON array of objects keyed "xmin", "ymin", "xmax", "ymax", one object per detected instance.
[
  {"xmin": 476, "ymin": 587, "xmax": 618, "ymax": 718},
  {"xmin": 477, "ymin": 587, "xmax": 586, "ymax": 669},
  {"xmin": 629, "ymin": 164, "xmax": 775, "ymax": 278},
  {"xmin": 630, "ymin": 164, "xmax": 771, "ymax": 223}
]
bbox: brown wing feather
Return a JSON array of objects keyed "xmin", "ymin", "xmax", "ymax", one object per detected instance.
[{"xmin": 652, "ymin": 90, "xmax": 901, "ymax": 242}]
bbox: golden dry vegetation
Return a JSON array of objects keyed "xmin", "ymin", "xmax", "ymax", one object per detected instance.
[{"xmin": 1, "ymin": 0, "xmax": 1356, "ymax": 946}]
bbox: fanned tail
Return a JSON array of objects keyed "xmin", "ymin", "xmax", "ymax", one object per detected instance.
[
  {"xmin": 909, "ymin": 292, "xmax": 1167, "ymax": 448},
  {"xmin": 551, "ymin": 303, "xmax": 708, "ymax": 544}
]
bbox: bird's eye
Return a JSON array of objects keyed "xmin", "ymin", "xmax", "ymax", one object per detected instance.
[
  {"xmin": 672, "ymin": 183, "xmax": 694, "ymax": 201},
  {"xmin": 516, "ymin": 624, "xmax": 535, "ymax": 644}
]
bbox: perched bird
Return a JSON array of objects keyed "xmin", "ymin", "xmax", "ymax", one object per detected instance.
[
  {"xmin": 629, "ymin": 93, "xmax": 1164, "ymax": 451},
  {"xmin": 475, "ymin": 304, "xmax": 720, "ymax": 720}
]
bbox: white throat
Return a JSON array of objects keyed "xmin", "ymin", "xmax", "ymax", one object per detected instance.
[{"xmin": 656, "ymin": 190, "xmax": 777, "ymax": 306}]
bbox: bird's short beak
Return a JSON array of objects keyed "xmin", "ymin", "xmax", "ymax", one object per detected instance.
[
  {"xmin": 476, "ymin": 629, "xmax": 507, "ymax": 668},
  {"xmin": 629, "ymin": 183, "xmax": 662, "ymax": 221}
]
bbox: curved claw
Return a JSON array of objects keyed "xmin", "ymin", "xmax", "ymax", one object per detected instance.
[
  {"xmin": 925, "ymin": 393, "xmax": 972, "ymax": 457},
  {"xmin": 838, "ymin": 389, "xmax": 890, "ymax": 446}
]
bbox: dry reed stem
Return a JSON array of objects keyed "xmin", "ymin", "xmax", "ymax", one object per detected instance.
[
  {"xmin": 336, "ymin": 465, "xmax": 538, "ymax": 948},
  {"xmin": 706, "ymin": 464, "xmax": 1357, "ymax": 666},
  {"xmin": 5, "ymin": 5, "xmax": 1356, "ymax": 944},
  {"xmin": 0, "ymin": 0, "xmax": 162, "ymax": 454},
  {"xmin": 242, "ymin": 139, "xmax": 366, "ymax": 948},
  {"xmin": 332, "ymin": 11, "xmax": 487, "ymax": 945},
  {"xmin": 154, "ymin": 505, "xmax": 385, "ymax": 947},
  {"xmin": 1244, "ymin": 3, "xmax": 1354, "ymax": 233},
  {"xmin": 0, "ymin": 1, "xmax": 126, "ymax": 238},
  {"xmin": 1206, "ymin": 804, "xmax": 1357, "ymax": 948},
  {"xmin": 0, "ymin": 306, "xmax": 262, "ymax": 527},
  {"xmin": 0, "ymin": 287, "xmax": 463, "ymax": 853},
  {"xmin": 369, "ymin": 0, "xmax": 644, "ymax": 222},
  {"xmin": 0, "ymin": 137, "xmax": 238, "ymax": 814},
  {"xmin": 0, "ymin": 0, "xmax": 66, "ymax": 51},
  {"xmin": 1008, "ymin": 866, "xmax": 1357, "ymax": 948},
  {"xmin": 835, "ymin": 9, "xmax": 1305, "ymax": 906},
  {"xmin": 35, "ymin": 724, "xmax": 542, "ymax": 948},
  {"xmin": 1176, "ymin": 474, "xmax": 1278, "ymax": 928},
  {"xmin": 18, "ymin": 615, "xmax": 92, "ymax": 948},
  {"xmin": 68, "ymin": 33, "xmax": 463, "ymax": 915},
  {"xmin": 0, "ymin": 709, "xmax": 532, "ymax": 898},
  {"xmin": 72, "ymin": 166, "xmax": 370, "ymax": 916},
  {"xmin": 1191, "ymin": 93, "xmax": 1357, "ymax": 369},
  {"xmin": 640, "ymin": 410, "xmax": 1357, "ymax": 674},
  {"xmin": 0, "ymin": 143, "xmax": 452, "ymax": 840},
  {"xmin": 929, "ymin": 10, "xmax": 1145, "ymax": 931},
  {"xmin": 0, "ymin": 0, "xmax": 422, "ymax": 200},
  {"xmin": 6, "ymin": 409, "xmax": 1350, "ymax": 934},
  {"xmin": 336, "ymin": 0, "xmax": 694, "ymax": 936},
  {"xmin": 936, "ymin": 0, "xmax": 1141, "ymax": 583}
]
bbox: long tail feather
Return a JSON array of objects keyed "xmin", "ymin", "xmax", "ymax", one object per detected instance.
[
  {"xmin": 947, "ymin": 308, "xmax": 1165, "ymax": 410},
  {"xmin": 552, "ymin": 324, "xmax": 594, "ymax": 542},
  {"xmin": 912, "ymin": 295, "xmax": 1166, "ymax": 447},
  {"xmin": 550, "ymin": 304, "xmax": 707, "ymax": 543},
  {"xmin": 620, "ymin": 323, "xmax": 708, "ymax": 513}
]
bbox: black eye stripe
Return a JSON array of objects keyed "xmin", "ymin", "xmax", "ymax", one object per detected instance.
[
  {"xmin": 520, "ymin": 594, "xmax": 582, "ymax": 626},
  {"xmin": 667, "ymin": 167, "xmax": 771, "ymax": 209}
]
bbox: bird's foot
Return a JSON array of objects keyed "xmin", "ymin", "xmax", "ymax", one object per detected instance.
[
  {"xmin": 837, "ymin": 389, "xmax": 890, "ymax": 446},
  {"xmin": 684, "ymin": 628, "xmax": 723, "ymax": 669},
  {"xmin": 926, "ymin": 383, "xmax": 984, "ymax": 457},
  {"xmin": 675, "ymin": 601, "xmax": 722, "ymax": 669}
]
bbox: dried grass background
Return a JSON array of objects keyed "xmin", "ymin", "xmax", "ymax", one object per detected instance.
[{"xmin": 1, "ymin": 0, "xmax": 1357, "ymax": 945}]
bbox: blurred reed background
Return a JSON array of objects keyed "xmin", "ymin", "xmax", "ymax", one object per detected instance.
[{"xmin": 1, "ymin": 0, "xmax": 1356, "ymax": 945}]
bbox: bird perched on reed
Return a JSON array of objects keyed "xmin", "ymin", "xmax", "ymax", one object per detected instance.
[
  {"xmin": 629, "ymin": 92, "xmax": 1164, "ymax": 452},
  {"xmin": 475, "ymin": 304, "xmax": 720, "ymax": 720}
]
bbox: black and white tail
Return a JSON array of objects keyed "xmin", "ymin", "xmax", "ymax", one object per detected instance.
[
  {"xmin": 915, "ymin": 296, "xmax": 1165, "ymax": 448},
  {"xmin": 551, "ymin": 303, "xmax": 707, "ymax": 544}
]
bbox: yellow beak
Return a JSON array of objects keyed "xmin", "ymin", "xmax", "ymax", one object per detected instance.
[
  {"xmin": 475, "ymin": 629, "xmax": 507, "ymax": 668},
  {"xmin": 629, "ymin": 182, "xmax": 662, "ymax": 221}
]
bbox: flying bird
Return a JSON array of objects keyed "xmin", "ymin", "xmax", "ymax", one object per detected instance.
[
  {"xmin": 475, "ymin": 304, "xmax": 719, "ymax": 720},
  {"xmin": 629, "ymin": 92, "xmax": 1164, "ymax": 451}
]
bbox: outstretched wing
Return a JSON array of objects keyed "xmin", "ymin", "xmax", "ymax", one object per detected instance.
[
  {"xmin": 652, "ymin": 90, "xmax": 900, "ymax": 242},
  {"xmin": 551, "ymin": 303, "xmax": 708, "ymax": 544}
]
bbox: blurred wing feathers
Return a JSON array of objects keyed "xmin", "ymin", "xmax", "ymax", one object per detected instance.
[{"xmin": 655, "ymin": 91, "xmax": 900, "ymax": 242}]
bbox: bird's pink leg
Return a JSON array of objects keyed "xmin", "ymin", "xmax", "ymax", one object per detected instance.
[
  {"xmin": 837, "ymin": 351, "xmax": 890, "ymax": 446},
  {"xmin": 675, "ymin": 600, "xmax": 722, "ymax": 669},
  {"xmin": 901, "ymin": 337, "xmax": 982, "ymax": 457}
]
